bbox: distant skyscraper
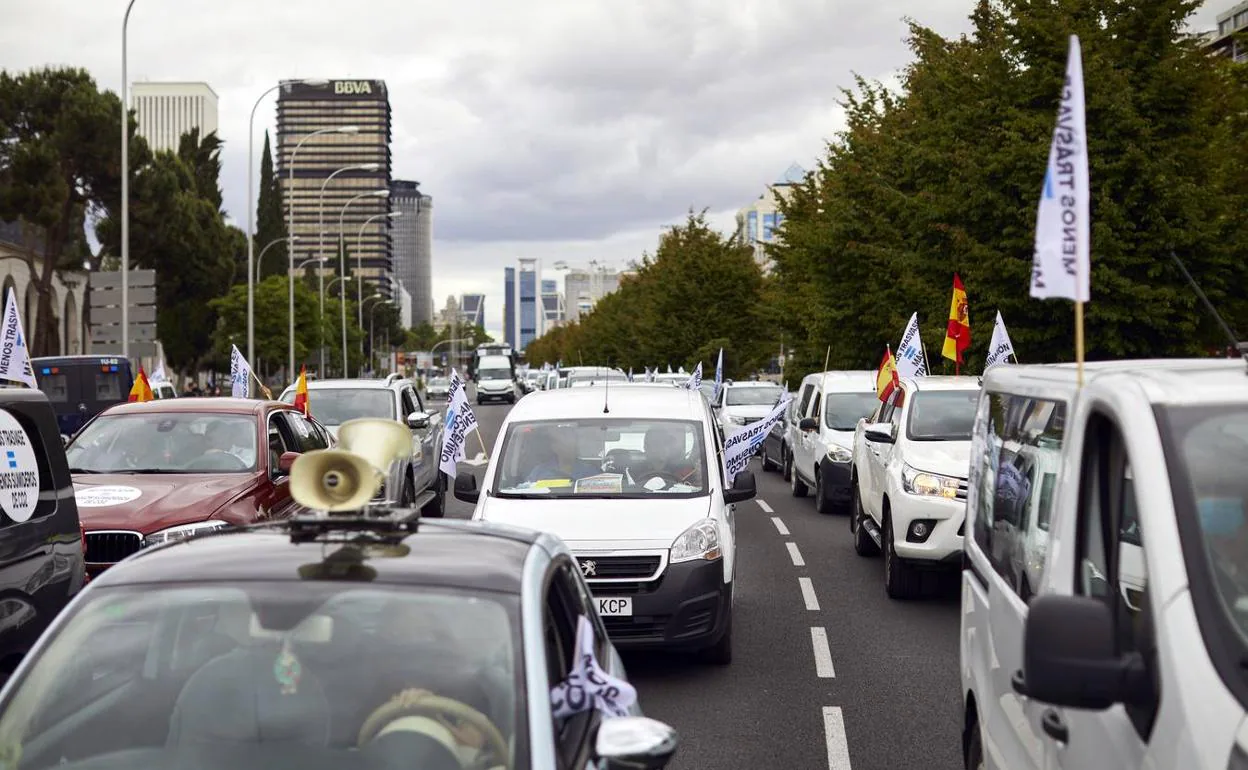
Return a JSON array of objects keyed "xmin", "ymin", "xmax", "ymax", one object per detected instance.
[
  {"xmin": 563, "ymin": 266, "xmax": 621, "ymax": 323},
  {"xmin": 131, "ymin": 82, "xmax": 218, "ymax": 152},
  {"xmin": 735, "ymin": 163, "xmax": 805, "ymax": 271},
  {"xmin": 459, "ymin": 294, "xmax": 485, "ymax": 328},
  {"xmin": 504, "ymin": 260, "xmax": 541, "ymax": 351},
  {"xmin": 390, "ymin": 180, "xmax": 432, "ymax": 326},
  {"xmin": 540, "ymin": 279, "xmax": 564, "ymax": 327},
  {"xmin": 276, "ymin": 79, "xmax": 393, "ymax": 299}
]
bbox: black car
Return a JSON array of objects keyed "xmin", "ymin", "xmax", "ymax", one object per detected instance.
[
  {"xmin": 0, "ymin": 388, "xmax": 86, "ymax": 684},
  {"xmin": 761, "ymin": 392, "xmax": 798, "ymax": 474},
  {"xmin": 0, "ymin": 512, "xmax": 678, "ymax": 770}
]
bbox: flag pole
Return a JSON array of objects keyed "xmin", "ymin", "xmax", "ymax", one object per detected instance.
[{"xmin": 1075, "ymin": 301, "xmax": 1085, "ymax": 386}]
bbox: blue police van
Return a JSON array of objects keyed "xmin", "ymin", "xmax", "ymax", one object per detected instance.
[{"xmin": 31, "ymin": 356, "xmax": 133, "ymax": 437}]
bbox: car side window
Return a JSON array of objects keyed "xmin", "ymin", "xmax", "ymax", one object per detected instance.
[
  {"xmin": 808, "ymin": 393, "xmax": 822, "ymax": 425},
  {"xmin": 797, "ymin": 383, "xmax": 815, "ymax": 419},
  {"xmin": 408, "ymin": 386, "xmax": 425, "ymax": 413},
  {"xmin": 545, "ymin": 561, "xmax": 599, "ymax": 768},
  {"xmin": 888, "ymin": 388, "xmax": 906, "ymax": 430},
  {"xmin": 400, "ymin": 388, "xmax": 419, "ymax": 418},
  {"xmin": 267, "ymin": 415, "xmax": 295, "ymax": 475},
  {"xmin": 282, "ymin": 412, "xmax": 328, "ymax": 452}
]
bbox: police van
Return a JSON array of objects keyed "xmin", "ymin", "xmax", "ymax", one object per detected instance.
[{"xmin": 961, "ymin": 357, "xmax": 1248, "ymax": 770}]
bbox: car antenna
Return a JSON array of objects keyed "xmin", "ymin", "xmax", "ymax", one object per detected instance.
[
  {"xmin": 1168, "ymin": 250, "xmax": 1248, "ymax": 366},
  {"xmin": 603, "ymin": 363, "xmax": 611, "ymax": 413}
]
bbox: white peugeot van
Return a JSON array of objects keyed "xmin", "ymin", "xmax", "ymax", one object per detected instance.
[
  {"xmin": 960, "ymin": 358, "xmax": 1248, "ymax": 770},
  {"xmin": 453, "ymin": 384, "xmax": 757, "ymax": 664}
]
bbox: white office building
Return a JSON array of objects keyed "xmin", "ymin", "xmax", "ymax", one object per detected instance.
[
  {"xmin": 736, "ymin": 163, "xmax": 806, "ymax": 271},
  {"xmin": 131, "ymin": 82, "xmax": 219, "ymax": 152}
]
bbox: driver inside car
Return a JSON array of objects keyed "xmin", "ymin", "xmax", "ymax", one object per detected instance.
[
  {"xmin": 630, "ymin": 425, "xmax": 698, "ymax": 489},
  {"xmin": 208, "ymin": 419, "xmax": 257, "ymax": 467},
  {"xmin": 525, "ymin": 428, "xmax": 602, "ymax": 484}
]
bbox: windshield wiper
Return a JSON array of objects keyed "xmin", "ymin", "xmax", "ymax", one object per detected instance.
[
  {"xmin": 114, "ymin": 468, "xmax": 188, "ymax": 474},
  {"xmin": 67, "ymin": 467, "xmax": 103, "ymax": 474}
]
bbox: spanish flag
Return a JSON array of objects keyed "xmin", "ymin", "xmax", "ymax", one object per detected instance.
[
  {"xmin": 293, "ymin": 366, "xmax": 310, "ymax": 416},
  {"xmin": 127, "ymin": 366, "xmax": 153, "ymax": 403},
  {"xmin": 876, "ymin": 346, "xmax": 899, "ymax": 402},
  {"xmin": 942, "ymin": 273, "xmax": 971, "ymax": 368}
]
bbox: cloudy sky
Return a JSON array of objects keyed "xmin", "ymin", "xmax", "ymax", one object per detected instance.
[{"xmin": 1, "ymin": 0, "xmax": 1227, "ymax": 337}]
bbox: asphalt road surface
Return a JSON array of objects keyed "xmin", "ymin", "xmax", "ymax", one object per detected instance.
[{"xmin": 447, "ymin": 398, "xmax": 963, "ymax": 770}]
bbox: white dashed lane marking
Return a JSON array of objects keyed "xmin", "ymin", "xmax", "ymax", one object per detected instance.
[
  {"xmin": 786, "ymin": 542, "xmax": 805, "ymax": 567},
  {"xmin": 771, "ymin": 517, "xmax": 790, "ymax": 536},
  {"xmin": 757, "ymin": 499, "xmax": 775, "ymax": 514},
  {"xmin": 822, "ymin": 706, "xmax": 853, "ymax": 769},
  {"xmin": 811, "ymin": 627, "xmax": 835, "ymax": 677},
  {"xmin": 799, "ymin": 577, "xmax": 820, "ymax": 610}
]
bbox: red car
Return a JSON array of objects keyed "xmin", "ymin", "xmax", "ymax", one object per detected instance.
[{"xmin": 64, "ymin": 398, "xmax": 333, "ymax": 575}]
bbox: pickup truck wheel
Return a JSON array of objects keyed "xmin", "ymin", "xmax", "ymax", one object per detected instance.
[
  {"xmin": 421, "ymin": 473, "xmax": 446, "ymax": 518},
  {"xmin": 884, "ymin": 515, "xmax": 921, "ymax": 599},
  {"xmin": 814, "ymin": 467, "xmax": 833, "ymax": 515},
  {"xmin": 852, "ymin": 482, "xmax": 879, "ymax": 557},
  {"xmin": 781, "ymin": 448, "xmax": 793, "ymax": 482},
  {"xmin": 790, "ymin": 460, "xmax": 808, "ymax": 498},
  {"xmin": 761, "ymin": 443, "xmax": 777, "ymax": 472},
  {"xmin": 399, "ymin": 476, "xmax": 416, "ymax": 507},
  {"xmin": 965, "ymin": 718, "xmax": 985, "ymax": 770}
]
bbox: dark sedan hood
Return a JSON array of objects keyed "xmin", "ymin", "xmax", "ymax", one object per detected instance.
[{"xmin": 73, "ymin": 473, "xmax": 257, "ymax": 534}]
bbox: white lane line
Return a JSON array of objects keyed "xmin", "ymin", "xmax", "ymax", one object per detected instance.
[
  {"xmin": 757, "ymin": 499, "xmax": 775, "ymax": 514},
  {"xmin": 799, "ymin": 577, "xmax": 820, "ymax": 610},
  {"xmin": 786, "ymin": 542, "xmax": 805, "ymax": 567},
  {"xmin": 811, "ymin": 627, "xmax": 836, "ymax": 677},
  {"xmin": 771, "ymin": 517, "xmax": 790, "ymax": 536},
  {"xmin": 822, "ymin": 706, "xmax": 853, "ymax": 769}
]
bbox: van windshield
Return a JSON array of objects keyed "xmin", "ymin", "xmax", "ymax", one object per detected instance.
[{"xmin": 479, "ymin": 369, "xmax": 511, "ymax": 381}]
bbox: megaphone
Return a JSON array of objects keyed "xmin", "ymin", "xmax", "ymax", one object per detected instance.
[{"xmin": 290, "ymin": 418, "xmax": 412, "ymax": 512}]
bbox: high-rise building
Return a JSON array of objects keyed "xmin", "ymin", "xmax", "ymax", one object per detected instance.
[
  {"xmin": 563, "ymin": 266, "xmax": 621, "ymax": 323},
  {"xmin": 131, "ymin": 82, "xmax": 218, "ymax": 152},
  {"xmin": 540, "ymin": 279, "xmax": 564, "ymax": 327},
  {"xmin": 1207, "ymin": 1, "xmax": 1248, "ymax": 60},
  {"xmin": 736, "ymin": 163, "xmax": 805, "ymax": 270},
  {"xmin": 504, "ymin": 260, "xmax": 541, "ymax": 351},
  {"xmin": 276, "ymin": 79, "xmax": 393, "ymax": 300},
  {"xmin": 390, "ymin": 180, "xmax": 433, "ymax": 326},
  {"xmin": 459, "ymin": 294, "xmax": 485, "ymax": 328}
]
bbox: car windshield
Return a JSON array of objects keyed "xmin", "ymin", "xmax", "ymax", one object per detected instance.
[
  {"xmin": 66, "ymin": 413, "xmax": 258, "ymax": 473},
  {"xmin": 824, "ymin": 393, "xmax": 881, "ymax": 431},
  {"xmin": 725, "ymin": 386, "xmax": 783, "ymax": 406},
  {"xmin": 906, "ymin": 390, "xmax": 979, "ymax": 441},
  {"xmin": 479, "ymin": 369, "xmax": 511, "ymax": 381},
  {"xmin": 0, "ymin": 581, "xmax": 523, "ymax": 770},
  {"xmin": 567, "ymin": 372, "xmax": 627, "ymax": 386},
  {"xmin": 1162, "ymin": 406, "xmax": 1248, "ymax": 657},
  {"xmin": 428, "ymin": 378, "xmax": 449, "ymax": 388},
  {"xmin": 283, "ymin": 389, "xmax": 394, "ymax": 426},
  {"xmin": 495, "ymin": 418, "xmax": 708, "ymax": 497}
]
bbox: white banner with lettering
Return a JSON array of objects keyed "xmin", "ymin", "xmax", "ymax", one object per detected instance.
[
  {"xmin": 684, "ymin": 361, "xmax": 703, "ymax": 391},
  {"xmin": 722, "ymin": 394, "xmax": 792, "ymax": 484},
  {"xmin": 895, "ymin": 312, "xmax": 927, "ymax": 379},
  {"xmin": 550, "ymin": 615, "xmax": 637, "ymax": 719},
  {"xmin": 439, "ymin": 368, "xmax": 479, "ymax": 477},
  {"xmin": 1031, "ymin": 34, "xmax": 1090, "ymax": 302},
  {"xmin": 985, "ymin": 311, "xmax": 1017, "ymax": 370},
  {"xmin": 0, "ymin": 288, "xmax": 35, "ymax": 389},
  {"xmin": 229, "ymin": 345, "xmax": 251, "ymax": 399}
]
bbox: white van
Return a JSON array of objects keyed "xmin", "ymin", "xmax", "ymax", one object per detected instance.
[
  {"xmin": 960, "ymin": 357, "xmax": 1248, "ymax": 770},
  {"xmin": 787, "ymin": 371, "xmax": 878, "ymax": 513},
  {"xmin": 476, "ymin": 354, "xmax": 518, "ymax": 404}
]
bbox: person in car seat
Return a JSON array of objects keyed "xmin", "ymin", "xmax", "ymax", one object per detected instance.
[
  {"xmin": 630, "ymin": 425, "xmax": 698, "ymax": 488},
  {"xmin": 525, "ymin": 429, "xmax": 601, "ymax": 484}
]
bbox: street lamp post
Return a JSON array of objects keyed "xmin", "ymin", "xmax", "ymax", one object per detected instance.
[
  {"xmin": 363, "ymin": 295, "xmax": 385, "ymax": 374},
  {"xmin": 318, "ymin": 162, "xmax": 379, "ymax": 374},
  {"xmin": 325, "ymin": 276, "xmax": 352, "ymax": 376},
  {"xmin": 287, "ymin": 125, "xmax": 360, "ymax": 379},
  {"xmin": 121, "ymin": 0, "xmax": 138, "ymax": 363},
  {"xmin": 252, "ymin": 235, "xmax": 298, "ymax": 284},
  {"xmin": 337, "ymin": 189, "xmax": 389, "ymax": 376},
  {"xmin": 356, "ymin": 211, "xmax": 401, "ymax": 331}
]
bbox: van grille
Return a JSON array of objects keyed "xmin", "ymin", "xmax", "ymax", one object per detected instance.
[
  {"xmin": 956, "ymin": 479, "xmax": 969, "ymax": 501},
  {"xmin": 85, "ymin": 531, "xmax": 143, "ymax": 565},
  {"xmin": 575, "ymin": 555, "xmax": 661, "ymax": 580}
]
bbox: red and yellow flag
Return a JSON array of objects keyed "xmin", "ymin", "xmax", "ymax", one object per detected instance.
[
  {"xmin": 127, "ymin": 366, "xmax": 153, "ymax": 403},
  {"xmin": 876, "ymin": 346, "xmax": 899, "ymax": 402},
  {"xmin": 293, "ymin": 366, "xmax": 310, "ymax": 416},
  {"xmin": 942, "ymin": 273, "xmax": 971, "ymax": 367}
]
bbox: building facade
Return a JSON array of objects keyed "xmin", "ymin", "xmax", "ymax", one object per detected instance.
[
  {"xmin": 563, "ymin": 266, "xmax": 621, "ymax": 323},
  {"xmin": 459, "ymin": 294, "xmax": 485, "ymax": 328},
  {"xmin": 1207, "ymin": 1, "xmax": 1248, "ymax": 60},
  {"xmin": 541, "ymin": 279, "xmax": 564, "ymax": 328},
  {"xmin": 390, "ymin": 180, "xmax": 432, "ymax": 326},
  {"xmin": 504, "ymin": 260, "xmax": 541, "ymax": 352},
  {"xmin": 131, "ymin": 82, "xmax": 218, "ymax": 153},
  {"xmin": 0, "ymin": 221, "xmax": 87, "ymax": 356},
  {"xmin": 276, "ymin": 80, "xmax": 394, "ymax": 300},
  {"xmin": 735, "ymin": 163, "xmax": 805, "ymax": 270}
]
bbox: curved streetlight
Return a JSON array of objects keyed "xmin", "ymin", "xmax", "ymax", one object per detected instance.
[
  {"xmin": 252, "ymin": 235, "xmax": 298, "ymax": 284},
  {"xmin": 318, "ymin": 162, "xmax": 379, "ymax": 373},
  {"xmin": 246, "ymin": 78, "xmax": 329, "ymax": 366},
  {"xmin": 365, "ymin": 296, "xmax": 390, "ymax": 375},
  {"xmin": 356, "ymin": 210, "xmax": 401, "ymax": 329},
  {"xmin": 337, "ymin": 189, "xmax": 389, "ymax": 373},
  {"xmin": 287, "ymin": 125, "xmax": 360, "ymax": 379},
  {"xmin": 324, "ymin": 276, "xmax": 353, "ymax": 377},
  {"xmin": 121, "ymin": 0, "xmax": 139, "ymax": 363}
]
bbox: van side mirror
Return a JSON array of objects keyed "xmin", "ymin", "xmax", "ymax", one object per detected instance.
[
  {"xmin": 594, "ymin": 716, "xmax": 679, "ymax": 769},
  {"xmin": 454, "ymin": 471, "xmax": 480, "ymax": 503},
  {"xmin": 1017, "ymin": 594, "xmax": 1150, "ymax": 710},
  {"xmin": 799, "ymin": 417, "xmax": 818, "ymax": 432},
  {"xmin": 863, "ymin": 422, "xmax": 896, "ymax": 444},
  {"xmin": 724, "ymin": 471, "xmax": 757, "ymax": 505}
]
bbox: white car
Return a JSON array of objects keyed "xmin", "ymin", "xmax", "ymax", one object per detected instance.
[
  {"xmin": 714, "ymin": 381, "xmax": 786, "ymax": 432},
  {"xmin": 850, "ymin": 375, "xmax": 980, "ymax": 599},
  {"xmin": 476, "ymin": 355, "xmax": 519, "ymax": 404},
  {"xmin": 786, "ymin": 371, "xmax": 879, "ymax": 514},
  {"xmin": 453, "ymin": 384, "xmax": 758, "ymax": 664}
]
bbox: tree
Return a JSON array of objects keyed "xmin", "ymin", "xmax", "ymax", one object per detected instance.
[
  {"xmin": 254, "ymin": 130, "xmax": 287, "ymax": 280},
  {"xmin": 405, "ymin": 322, "xmax": 439, "ymax": 350},
  {"xmin": 0, "ymin": 67, "xmax": 133, "ymax": 355}
]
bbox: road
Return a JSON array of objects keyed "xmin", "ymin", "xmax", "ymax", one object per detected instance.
[{"xmin": 446, "ymin": 399, "xmax": 964, "ymax": 770}]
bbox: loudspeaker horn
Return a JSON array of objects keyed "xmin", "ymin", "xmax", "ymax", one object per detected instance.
[{"xmin": 290, "ymin": 418, "xmax": 412, "ymax": 512}]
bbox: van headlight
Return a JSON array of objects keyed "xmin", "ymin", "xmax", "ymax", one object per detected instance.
[
  {"xmin": 825, "ymin": 445, "xmax": 852, "ymax": 463},
  {"xmin": 901, "ymin": 464, "xmax": 961, "ymax": 499},
  {"xmin": 670, "ymin": 520, "xmax": 721, "ymax": 563},
  {"xmin": 144, "ymin": 520, "xmax": 229, "ymax": 547}
]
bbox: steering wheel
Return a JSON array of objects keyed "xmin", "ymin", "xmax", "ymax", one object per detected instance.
[
  {"xmin": 635, "ymin": 470, "xmax": 684, "ymax": 489},
  {"xmin": 359, "ymin": 689, "xmax": 510, "ymax": 769},
  {"xmin": 184, "ymin": 450, "xmax": 249, "ymax": 471}
]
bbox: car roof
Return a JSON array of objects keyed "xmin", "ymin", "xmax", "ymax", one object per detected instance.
[
  {"xmin": 980, "ymin": 358, "xmax": 1233, "ymax": 394},
  {"xmin": 1092, "ymin": 358, "xmax": 1248, "ymax": 407},
  {"xmin": 100, "ymin": 397, "xmax": 282, "ymax": 417},
  {"xmin": 95, "ymin": 519, "xmax": 543, "ymax": 594},
  {"xmin": 901, "ymin": 375, "xmax": 981, "ymax": 392},
  {"xmin": 296, "ymin": 378, "xmax": 407, "ymax": 391},
  {"xmin": 507, "ymin": 383, "xmax": 707, "ymax": 421},
  {"xmin": 723, "ymin": 381, "xmax": 782, "ymax": 388},
  {"xmin": 802, "ymin": 370, "xmax": 878, "ymax": 394}
]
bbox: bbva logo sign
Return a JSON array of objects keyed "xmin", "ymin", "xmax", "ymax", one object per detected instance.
[{"xmin": 334, "ymin": 81, "xmax": 373, "ymax": 95}]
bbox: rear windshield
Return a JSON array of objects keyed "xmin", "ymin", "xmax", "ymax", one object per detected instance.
[{"xmin": 725, "ymin": 387, "xmax": 783, "ymax": 406}]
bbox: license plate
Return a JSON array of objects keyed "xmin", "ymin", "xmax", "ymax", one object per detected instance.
[{"xmin": 596, "ymin": 597, "xmax": 633, "ymax": 616}]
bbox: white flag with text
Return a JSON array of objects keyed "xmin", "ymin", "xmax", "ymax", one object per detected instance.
[
  {"xmin": 723, "ymin": 394, "xmax": 792, "ymax": 484},
  {"xmin": 684, "ymin": 361, "xmax": 703, "ymax": 391},
  {"xmin": 550, "ymin": 615, "xmax": 637, "ymax": 719},
  {"xmin": 713, "ymin": 348, "xmax": 724, "ymax": 401},
  {"xmin": 895, "ymin": 312, "xmax": 927, "ymax": 379},
  {"xmin": 439, "ymin": 368, "xmax": 480, "ymax": 477},
  {"xmin": 229, "ymin": 345, "xmax": 252, "ymax": 399},
  {"xmin": 1031, "ymin": 34, "xmax": 1091, "ymax": 303},
  {"xmin": 985, "ymin": 312, "xmax": 1017, "ymax": 370},
  {"xmin": 0, "ymin": 288, "xmax": 35, "ymax": 389}
]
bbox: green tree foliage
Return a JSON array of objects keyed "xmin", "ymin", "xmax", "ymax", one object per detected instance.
[
  {"xmin": 254, "ymin": 131, "xmax": 287, "ymax": 280},
  {"xmin": 0, "ymin": 67, "xmax": 132, "ymax": 355},
  {"xmin": 524, "ymin": 212, "xmax": 772, "ymax": 376},
  {"xmin": 769, "ymin": 0, "xmax": 1248, "ymax": 382}
]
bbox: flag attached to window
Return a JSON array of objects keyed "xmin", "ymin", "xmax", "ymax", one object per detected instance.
[
  {"xmin": 128, "ymin": 367, "xmax": 153, "ymax": 403},
  {"xmin": 942, "ymin": 274, "xmax": 971, "ymax": 365},
  {"xmin": 875, "ymin": 346, "xmax": 899, "ymax": 402},
  {"xmin": 293, "ymin": 365, "xmax": 310, "ymax": 416}
]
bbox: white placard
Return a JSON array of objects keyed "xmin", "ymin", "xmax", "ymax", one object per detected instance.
[
  {"xmin": 0, "ymin": 410, "xmax": 39, "ymax": 522},
  {"xmin": 75, "ymin": 485, "xmax": 142, "ymax": 508}
]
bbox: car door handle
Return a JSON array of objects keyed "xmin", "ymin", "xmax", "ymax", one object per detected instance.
[{"xmin": 1041, "ymin": 709, "xmax": 1068, "ymax": 744}]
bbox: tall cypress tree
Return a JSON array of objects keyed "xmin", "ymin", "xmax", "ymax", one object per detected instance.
[{"xmin": 254, "ymin": 130, "xmax": 287, "ymax": 280}]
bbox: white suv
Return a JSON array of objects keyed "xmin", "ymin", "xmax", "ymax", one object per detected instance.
[
  {"xmin": 453, "ymin": 384, "xmax": 757, "ymax": 664},
  {"xmin": 850, "ymin": 375, "xmax": 980, "ymax": 599}
]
